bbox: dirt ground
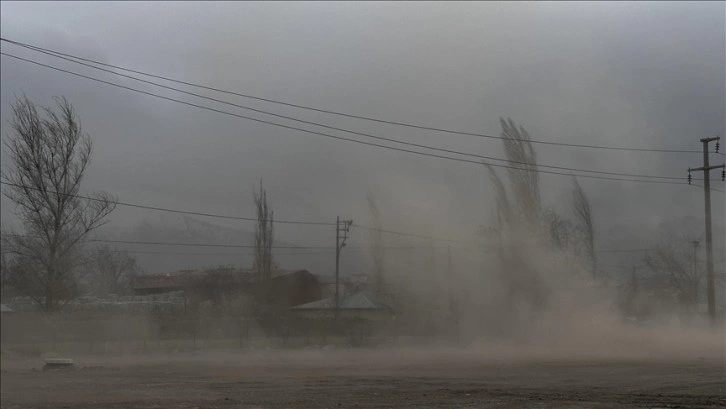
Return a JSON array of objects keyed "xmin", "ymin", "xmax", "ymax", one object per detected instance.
[{"xmin": 1, "ymin": 347, "xmax": 724, "ymax": 409}]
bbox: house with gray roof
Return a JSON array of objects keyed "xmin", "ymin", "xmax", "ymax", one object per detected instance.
[{"xmin": 291, "ymin": 291, "xmax": 392, "ymax": 321}]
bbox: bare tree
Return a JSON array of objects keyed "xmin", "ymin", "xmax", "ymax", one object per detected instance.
[
  {"xmin": 644, "ymin": 226, "xmax": 703, "ymax": 309},
  {"xmin": 481, "ymin": 118, "xmax": 604, "ymax": 338},
  {"xmin": 0, "ymin": 248, "xmax": 12, "ymax": 301},
  {"xmin": 2, "ymin": 96, "xmax": 116, "ymax": 312},
  {"xmin": 571, "ymin": 177, "xmax": 596, "ymax": 275},
  {"xmin": 253, "ymin": 180, "xmax": 274, "ymax": 281},
  {"xmin": 366, "ymin": 190, "xmax": 385, "ymax": 298},
  {"xmin": 485, "ymin": 164, "xmax": 513, "ymax": 236},
  {"xmin": 541, "ymin": 207, "xmax": 574, "ymax": 252},
  {"xmin": 485, "ymin": 119, "xmax": 595, "ymax": 265},
  {"xmin": 88, "ymin": 245, "xmax": 139, "ymax": 296},
  {"xmin": 499, "ymin": 117, "xmax": 541, "ymax": 229},
  {"xmin": 483, "ymin": 118, "xmax": 550, "ymax": 323}
]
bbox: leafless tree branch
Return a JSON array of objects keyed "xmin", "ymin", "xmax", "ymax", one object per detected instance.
[
  {"xmin": 366, "ymin": 189, "xmax": 385, "ymax": 298},
  {"xmin": 2, "ymin": 95, "xmax": 116, "ymax": 312},
  {"xmin": 253, "ymin": 179, "xmax": 274, "ymax": 281},
  {"xmin": 572, "ymin": 177, "xmax": 596, "ymax": 275}
]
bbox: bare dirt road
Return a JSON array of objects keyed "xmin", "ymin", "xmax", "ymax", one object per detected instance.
[{"xmin": 1, "ymin": 348, "xmax": 724, "ymax": 409}]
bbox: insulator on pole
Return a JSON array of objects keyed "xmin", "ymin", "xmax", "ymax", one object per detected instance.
[
  {"xmin": 688, "ymin": 172, "xmax": 692, "ymax": 185},
  {"xmin": 721, "ymin": 167, "xmax": 725, "ymax": 181},
  {"xmin": 716, "ymin": 141, "xmax": 720, "ymax": 153}
]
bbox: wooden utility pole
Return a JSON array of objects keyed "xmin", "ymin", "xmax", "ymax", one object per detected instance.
[
  {"xmin": 688, "ymin": 136, "xmax": 725, "ymax": 325},
  {"xmin": 628, "ymin": 265, "xmax": 643, "ymax": 322},
  {"xmin": 447, "ymin": 246, "xmax": 459, "ymax": 338},
  {"xmin": 430, "ymin": 237, "xmax": 436, "ymax": 276},
  {"xmin": 691, "ymin": 240, "xmax": 700, "ymax": 283},
  {"xmin": 447, "ymin": 246, "xmax": 453, "ymax": 302},
  {"xmin": 335, "ymin": 217, "xmax": 352, "ymax": 323}
]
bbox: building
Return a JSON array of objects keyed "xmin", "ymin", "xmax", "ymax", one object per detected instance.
[
  {"xmin": 263, "ymin": 269, "xmax": 322, "ymax": 309},
  {"xmin": 291, "ymin": 290, "xmax": 393, "ymax": 321},
  {"xmin": 315, "ymin": 272, "xmax": 374, "ymax": 300},
  {"xmin": 131, "ymin": 269, "xmax": 207, "ymax": 295},
  {"xmin": 131, "ymin": 267, "xmax": 322, "ymax": 308}
]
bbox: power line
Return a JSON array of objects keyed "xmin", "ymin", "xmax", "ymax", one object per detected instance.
[
  {"xmin": 596, "ymin": 248, "xmax": 653, "ymax": 253},
  {"xmin": 93, "ymin": 238, "xmax": 328, "ymax": 249},
  {"xmin": 0, "ymin": 50, "xmax": 680, "ymax": 182},
  {"xmin": 0, "ymin": 52, "xmax": 703, "ymax": 186},
  {"xmin": 118, "ymin": 249, "xmax": 444, "ymax": 256},
  {"xmin": 0, "ymin": 233, "xmax": 470, "ymax": 250},
  {"xmin": 0, "ymin": 180, "xmax": 334, "ymax": 226},
  {"xmin": 4, "ymin": 180, "xmax": 716, "ymax": 249},
  {"xmin": 123, "ymin": 247, "xmax": 480, "ymax": 253},
  {"xmin": 1, "ymin": 37, "xmax": 710, "ymax": 155},
  {"xmin": 692, "ymin": 183, "xmax": 725, "ymax": 194},
  {"xmin": 1, "ymin": 41, "xmax": 697, "ymax": 182},
  {"xmin": 121, "ymin": 250, "xmax": 335, "ymax": 256},
  {"xmin": 353, "ymin": 223, "xmax": 468, "ymax": 244},
  {"xmin": 1, "ymin": 233, "xmax": 330, "ymax": 249},
  {"xmin": 0, "ymin": 181, "xmax": 468, "ymax": 243},
  {"xmin": 597, "ymin": 263, "xmax": 648, "ymax": 269},
  {"xmin": 98, "ymin": 239, "xmax": 461, "ymax": 250}
]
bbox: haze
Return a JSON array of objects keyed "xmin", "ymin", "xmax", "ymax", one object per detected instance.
[
  {"xmin": 1, "ymin": 2, "xmax": 723, "ymax": 263},
  {"xmin": 0, "ymin": 3, "xmax": 725, "ymax": 408}
]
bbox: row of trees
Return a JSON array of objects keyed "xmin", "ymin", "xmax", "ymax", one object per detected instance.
[
  {"xmin": 362, "ymin": 117, "xmax": 716, "ymax": 337},
  {"xmin": 622, "ymin": 217, "xmax": 721, "ymax": 317},
  {"xmin": 0, "ymin": 95, "xmax": 712, "ymax": 322},
  {"xmin": 1, "ymin": 95, "xmax": 277, "ymax": 312},
  {"xmin": 1, "ymin": 239, "xmax": 140, "ymax": 302},
  {"xmin": 478, "ymin": 118, "xmax": 598, "ymax": 329},
  {"xmin": 484, "ymin": 118, "xmax": 596, "ymax": 268},
  {"xmin": 485, "ymin": 118, "xmax": 721, "ymax": 326},
  {"xmin": 481, "ymin": 118, "xmax": 716, "ymax": 325}
]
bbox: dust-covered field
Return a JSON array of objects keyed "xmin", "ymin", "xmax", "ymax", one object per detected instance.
[{"xmin": 2, "ymin": 346, "xmax": 724, "ymax": 409}]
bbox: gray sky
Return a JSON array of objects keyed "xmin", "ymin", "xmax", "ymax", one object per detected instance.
[{"xmin": 0, "ymin": 2, "xmax": 724, "ymax": 269}]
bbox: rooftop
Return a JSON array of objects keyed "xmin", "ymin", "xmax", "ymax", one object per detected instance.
[
  {"xmin": 292, "ymin": 291, "xmax": 388, "ymax": 311},
  {"xmin": 132, "ymin": 267, "xmax": 311, "ymax": 289}
]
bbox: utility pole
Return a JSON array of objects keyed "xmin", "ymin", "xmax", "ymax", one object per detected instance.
[
  {"xmin": 335, "ymin": 216, "xmax": 353, "ymax": 323},
  {"xmin": 688, "ymin": 136, "xmax": 725, "ymax": 325},
  {"xmin": 691, "ymin": 240, "xmax": 700, "ymax": 303},
  {"xmin": 447, "ymin": 246, "xmax": 459, "ymax": 339},
  {"xmin": 630, "ymin": 265, "xmax": 639, "ymax": 292},
  {"xmin": 627, "ymin": 264, "xmax": 646, "ymax": 324},
  {"xmin": 430, "ymin": 237, "xmax": 436, "ymax": 277},
  {"xmin": 691, "ymin": 240, "xmax": 700, "ymax": 278},
  {"xmin": 447, "ymin": 246, "xmax": 453, "ymax": 305}
]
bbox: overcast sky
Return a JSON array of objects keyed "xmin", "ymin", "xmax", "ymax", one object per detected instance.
[{"xmin": 0, "ymin": 2, "xmax": 724, "ymax": 262}]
